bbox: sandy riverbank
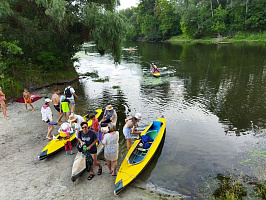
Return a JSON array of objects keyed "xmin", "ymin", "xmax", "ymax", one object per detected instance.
[{"xmin": 0, "ymin": 88, "xmax": 180, "ymax": 200}]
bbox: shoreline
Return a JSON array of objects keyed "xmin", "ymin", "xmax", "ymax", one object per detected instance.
[{"xmin": 0, "ymin": 87, "xmax": 181, "ymax": 200}]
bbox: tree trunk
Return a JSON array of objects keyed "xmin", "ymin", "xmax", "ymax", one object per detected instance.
[{"xmin": 210, "ymin": 0, "xmax": 213, "ymax": 17}]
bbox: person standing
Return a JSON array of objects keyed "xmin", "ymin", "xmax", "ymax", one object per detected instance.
[
  {"xmin": 41, "ymin": 98, "xmax": 54, "ymax": 139},
  {"xmin": 23, "ymin": 88, "xmax": 35, "ymax": 111},
  {"xmin": 64, "ymin": 82, "xmax": 78, "ymax": 115},
  {"xmin": 58, "ymin": 123, "xmax": 75, "ymax": 155},
  {"xmin": 51, "ymin": 89, "xmax": 64, "ymax": 123},
  {"xmin": 0, "ymin": 87, "xmax": 9, "ymax": 119},
  {"xmin": 77, "ymin": 122, "xmax": 102, "ymax": 180},
  {"xmin": 123, "ymin": 113, "xmax": 142, "ymax": 150},
  {"xmin": 60, "ymin": 95, "xmax": 71, "ymax": 121},
  {"xmin": 102, "ymin": 123, "xmax": 119, "ymax": 176},
  {"xmin": 67, "ymin": 114, "xmax": 85, "ymax": 138}
]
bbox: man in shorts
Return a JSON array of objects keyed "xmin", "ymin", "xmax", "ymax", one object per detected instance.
[
  {"xmin": 23, "ymin": 88, "xmax": 35, "ymax": 111},
  {"xmin": 77, "ymin": 122, "xmax": 102, "ymax": 180},
  {"xmin": 64, "ymin": 82, "xmax": 78, "ymax": 115},
  {"xmin": 51, "ymin": 89, "xmax": 64, "ymax": 123}
]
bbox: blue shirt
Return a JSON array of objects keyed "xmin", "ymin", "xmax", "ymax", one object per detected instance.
[{"xmin": 78, "ymin": 129, "xmax": 97, "ymax": 153}]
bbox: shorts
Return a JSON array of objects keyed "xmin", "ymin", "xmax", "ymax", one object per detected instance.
[
  {"xmin": 68, "ymin": 99, "xmax": 75, "ymax": 106},
  {"xmin": 25, "ymin": 98, "xmax": 32, "ymax": 103},
  {"xmin": 123, "ymin": 127, "xmax": 132, "ymax": 139},
  {"xmin": 54, "ymin": 105, "xmax": 60, "ymax": 112},
  {"xmin": 43, "ymin": 119, "xmax": 50, "ymax": 123}
]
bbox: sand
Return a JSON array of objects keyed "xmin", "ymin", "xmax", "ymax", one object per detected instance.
[{"xmin": 0, "ymin": 89, "xmax": 179, "ymax": 200}]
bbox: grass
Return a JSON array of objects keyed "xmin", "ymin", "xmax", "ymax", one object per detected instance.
[{"xmin": 169, "ymin": 31, "xmax": 266, "ymax": 44}]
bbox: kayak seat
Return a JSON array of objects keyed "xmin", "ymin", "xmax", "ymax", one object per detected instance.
[{"xmin": 145, "ymin": 130, "xmax": 157, "ymax": 140}]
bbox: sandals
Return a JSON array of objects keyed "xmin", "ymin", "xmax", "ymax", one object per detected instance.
[
  {"xmin": 88, "ymin": 174, "xmax": 95, "ymax": 180},
  {"xmin": 109, "ymin": 170, "xmax": 113, "ymax": 174},
  {"xmin": 112, "ymin": 172, "xmax": 117, "ymax": 176},
  {"xmin": 98, "ymin": 168, "xmax": 102, "ymax": 175}
]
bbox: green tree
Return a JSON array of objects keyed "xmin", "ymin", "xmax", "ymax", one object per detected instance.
[
  {"xmin": 0, "ymin": 0, "xmax": 127, "ymax": 69},
  {"xmin": 245, "ymin": 0, "xmax": 266, "ymax": 31},
  {"xmin": 180, "ymin": 4, "xmax": 200, "ymax": 38},
  {"xmin": 211, "ymin": 5, "xmax": 228, "ymax": 37},
  {"xmin": 156, "ymin": 0, "xmax": 181, "ymax": 38}
]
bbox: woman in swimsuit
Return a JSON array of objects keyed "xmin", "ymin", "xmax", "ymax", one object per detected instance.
[{"xmin": 0, "ymin": 87, "xmax": 9, "ymax": 119}]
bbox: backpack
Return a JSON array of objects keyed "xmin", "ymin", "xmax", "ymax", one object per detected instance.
[{"xmin": 64, "ymin": 87, "xmax": 72, "ymax": 98}]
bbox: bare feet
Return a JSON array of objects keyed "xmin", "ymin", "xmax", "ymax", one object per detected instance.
[
  {"xmin": 4, "ymin": 116, "xmax": 9, "ymax": 119},
  {"xmin": 32, "ymin": 109, "xmax": 35, "ymax": 111}
]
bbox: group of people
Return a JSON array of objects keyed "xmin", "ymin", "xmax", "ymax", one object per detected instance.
[
  {"xmin": 41, "ymin": 81, "xmax": 78, "ymax": 140},
  {"xmin": 0, "ymin": 87, "xmax": 37, "ymax": 119},
  {"xmin": 1, "ymin": 81, "xmax": 143, "ymax": 181}
]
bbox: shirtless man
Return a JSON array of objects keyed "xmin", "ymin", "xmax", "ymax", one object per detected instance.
[
  {"xmin": 51, "ymin": 89, "xmax": 64, "ymax": 123},
  {"xmin": 23, "ymin": 89, "xmax": 34, "ymax": 111}
]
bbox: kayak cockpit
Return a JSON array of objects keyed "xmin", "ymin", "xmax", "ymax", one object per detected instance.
[{"xmin": 128, "ymin": 121, "xmax": 162, "ymax": 164}]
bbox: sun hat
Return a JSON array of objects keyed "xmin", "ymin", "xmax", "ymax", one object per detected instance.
[
  {"xmin": 45, "ymin": 98, "xmax": 52, "ymax": 103},
  {"xmin": 61, "ymin": 123, "xmax": 69, "ymax": 131},
  {"xmin": 68, "ymin": 115, "xmax": 77, "ymax": 122},
  {"xmin": 135, "ymin": 113, "xmax": 142, "ymax": 119},
  {"xmin": 106, "ymin": 105, "xmax": 113, "ymax": 110}
]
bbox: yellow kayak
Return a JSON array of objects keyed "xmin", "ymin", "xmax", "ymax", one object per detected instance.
[
  {"xmin": 151, "ymin": 71, "xmax": 161, "ymax": 77},
  {"xmin": 38, "ymin": 109, "xmax": 102, "ymax": 160},
  {"xmin": 114, "ymin": 117, "xmax": 166, "ymax": 195}
]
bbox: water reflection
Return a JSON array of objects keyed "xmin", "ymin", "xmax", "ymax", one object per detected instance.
[{"xmin": 73, "ymin": 42, "xmax": 266, "ymax": 197}]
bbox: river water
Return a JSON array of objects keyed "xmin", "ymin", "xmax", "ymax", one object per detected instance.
[{"xmin": 65, "ymin": 42, "xmax": 265, "ymax": 198}]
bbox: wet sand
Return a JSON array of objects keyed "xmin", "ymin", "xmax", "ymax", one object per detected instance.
[{"xmin": 0, "ymin": 89, "xmax": 179, "ymax": 200}]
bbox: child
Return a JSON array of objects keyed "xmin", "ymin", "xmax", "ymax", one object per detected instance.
[
  {"xmin": 89, "ymin": 113, "xmax": 99, "ymax": 132},
  {"xmin": 23, "ymin": 89, "xmax": 35, "ymax": 111},
  {"xmin": 41, "ymin": 98, "xmax": 54, "ymax": 139},
  {"xmin": 60, "ymin": 95, "xmax": 71, "ymax": 120},
  {"xmin": 58, "ymin": 123, "xmax": 75, "ymax": 155}
]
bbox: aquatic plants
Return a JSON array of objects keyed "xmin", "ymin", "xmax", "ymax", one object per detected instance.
[
  {"xmin": 213, "ymin": 173, "xmax": 247, "ymax": 199},
  {"xmin": 93, "ymin": 76, "xmax": 109, "ymax": 82}
]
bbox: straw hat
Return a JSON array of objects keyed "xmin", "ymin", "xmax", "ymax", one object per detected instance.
[
  {"xmin": 106, "ymin": 105, "xmax": 113, "ymax": 110},
  {"xmin": 68, "ymin": 115, "xmax": 77, "ymax": 122}
]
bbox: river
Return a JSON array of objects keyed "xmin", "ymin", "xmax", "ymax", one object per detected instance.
[{"xmin": 65, "ymin": 42, "xmax": 265, "ymax": 198}]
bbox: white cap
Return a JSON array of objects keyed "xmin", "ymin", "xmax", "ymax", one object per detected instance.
[
  {"xmin": 45, "ymin": 98, "xmax": 52, "ymax": 103},
  {"xmin": 135, "ymin": 113, "xmax": 142, "ymax": 119}
]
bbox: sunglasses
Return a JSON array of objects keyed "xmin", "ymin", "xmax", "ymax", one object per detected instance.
[{"xmin": 82, "ymin": 126, "xmax": 88, "ymax": 129}]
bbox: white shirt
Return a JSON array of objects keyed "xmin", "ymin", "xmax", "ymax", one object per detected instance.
[
  {"xmin": 41, "ymin": 106, "xmax": 53, "ymax": 122},
  {"xmin": 74, "ymin": 115, "xmax": 85, "ymax": 138},
  {"xmin": 64, "ymin": 86, "xmax": 75, "ymax": 100}
]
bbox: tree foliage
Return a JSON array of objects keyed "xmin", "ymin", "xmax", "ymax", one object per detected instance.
[
  {"xmin": 120, "ymin": 0, "xmax": 266, "ymax": 40},
  {"xmin": 0, "ymin": 0, "xmax": 127, "ymax": 70},
  {"xmin": 0, "ymin": 0, "xmax": 127, "ymax": 97}
]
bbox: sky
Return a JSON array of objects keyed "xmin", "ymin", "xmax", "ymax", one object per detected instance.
[{"xmin": 117, "ymin": 0, "xmax": 139, "ymax": 10}]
